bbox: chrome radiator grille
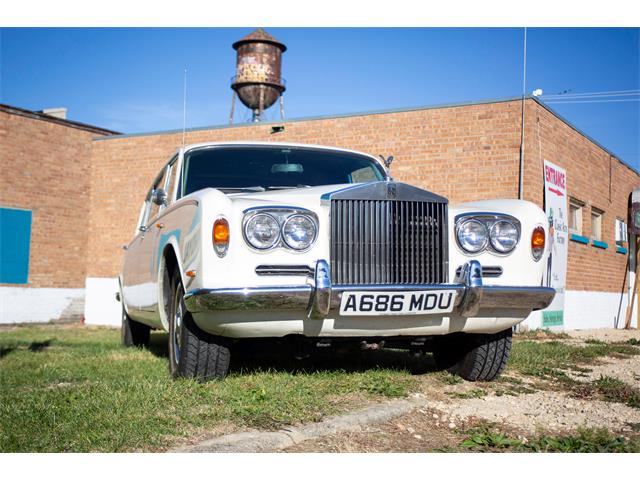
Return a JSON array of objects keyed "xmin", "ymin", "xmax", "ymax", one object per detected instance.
[{"xmin": 330, "ymin": 199, "xmax": 448, "ymax": 285}]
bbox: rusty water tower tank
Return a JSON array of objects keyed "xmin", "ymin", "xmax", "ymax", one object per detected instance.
[{"xmin": 230, "ymin": 28, "xmax": 286, "ymax": 122}]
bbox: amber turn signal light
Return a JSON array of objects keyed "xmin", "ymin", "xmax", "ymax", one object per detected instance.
[
  {"xmin": 213, "ymin": 218, "xmax": 230, "ymax": 257},
  {"xmin": 531, "ymin": 226, "xmax": 545, "ymax": 261}
]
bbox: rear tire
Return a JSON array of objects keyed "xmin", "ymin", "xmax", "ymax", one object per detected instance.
[
  {"xmin": 121, "ymin": 303, "xmax": 150, "ymax": 347},
  {"xmin": 432, "ymin": 329, "xmax": 512, "ymax": 381},
  {"xmin": 168, "ymin": 271, "xmax": 231, "ymax": 381}
]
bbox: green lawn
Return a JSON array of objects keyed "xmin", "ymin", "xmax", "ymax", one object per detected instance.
[
  {"xmin": 2, "ymin": 325, "xmax": 639, "ymax": 452},
  {"xmin": 0, "ymin": 325, "xmax": 421, "ymax": 452}
]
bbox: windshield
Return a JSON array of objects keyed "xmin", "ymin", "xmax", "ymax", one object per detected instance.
[{"xmin": 181, "ymin": 145, "xmax": 386, "ymax": 196}]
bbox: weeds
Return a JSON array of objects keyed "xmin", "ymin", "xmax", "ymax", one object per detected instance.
[
  {"xmin": 460, "ymin": 425, "xmax": 639, "ymax": 453},
  {"xmin": 516, "ymin": 329, "xmax": 570, "ymax": 341},
  {"xmin": 447, "ymin": 388, "xmax": 486, "ymax": 399},
  {"xmin": 508, "ymin": 340, "xmax": 639, "ymax": 379}
]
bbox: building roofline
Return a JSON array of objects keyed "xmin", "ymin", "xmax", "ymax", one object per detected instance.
[
  {"xmin": 0, "ymin": 104, "xmax": 120, "ymax": 136},
  {"xmin": 529, "ymin": 96, "xmax": 640, "ymax": 176},
  {"xmin": 93, "ymin": 95, "xmax": 526, "ymax": 141},
  {"xmin": 91, "ymin": 95, "xmax": 638, "ymax": 176}
]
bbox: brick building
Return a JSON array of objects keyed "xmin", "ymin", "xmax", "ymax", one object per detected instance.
[{"xmin": 1, "ymin": 97, "xmax": 638, "ymax": 329}]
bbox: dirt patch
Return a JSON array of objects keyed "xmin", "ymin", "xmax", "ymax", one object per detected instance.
[
  {"xmin": 566, "ymin": 355, "xmax": 640, "ymax": 385},
  {"xmin": 566, "ymin": 329, "xmax": 639, "ymax": 344},
  {"xmin": 283, "ymin": 329, "xmax": 640, "ymax": 452},
  {"xmin": 429, "ymin": 391, "xmax": 640, "ymax": 435}
]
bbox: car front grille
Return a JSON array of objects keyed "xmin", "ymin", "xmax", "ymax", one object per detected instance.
[{"xmin": 330, "ymin": 199, "xmax": 448, "ymax": 285}]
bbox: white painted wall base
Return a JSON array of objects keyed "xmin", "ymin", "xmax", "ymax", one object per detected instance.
[
  {"xmin": 0, "ymin": 287, "xmax": 84, "ymax": 324},
  {"xmin": 521, "ymin": 289, "xmax": 638, "ymax": 331},
  {"xmin": 84, "ymin": 277, "xmax": 121, "ymax": 327}
]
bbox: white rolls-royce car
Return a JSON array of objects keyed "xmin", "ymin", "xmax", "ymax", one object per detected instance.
[{"xmin": 119, "ymin": 142, "xmax": 554, "ymax": 382}]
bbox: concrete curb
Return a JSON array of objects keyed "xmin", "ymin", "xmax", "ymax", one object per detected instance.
[{"xmin": 171, "ymin": 396, "xmax": 424, "ymax": 453}]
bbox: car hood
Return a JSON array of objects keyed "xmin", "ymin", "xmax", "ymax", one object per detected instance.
[{"xmin": 225, "ymin": 184, "xmax": 351, "ymax": 203}]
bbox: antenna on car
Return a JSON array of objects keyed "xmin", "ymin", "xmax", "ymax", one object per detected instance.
[{"xmin": 182, "ymin": 67, "xmax": 187, "ymax": 149}]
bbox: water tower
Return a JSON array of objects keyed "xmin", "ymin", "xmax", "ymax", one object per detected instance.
[{"xmin": 229, "ymin": 28, "xmax": 287, "ymax": 123}]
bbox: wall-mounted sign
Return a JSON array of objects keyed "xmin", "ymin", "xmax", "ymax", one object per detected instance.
[{"xmin": 542, "ymin": 160, "xmax": 569, "ymax": 327}]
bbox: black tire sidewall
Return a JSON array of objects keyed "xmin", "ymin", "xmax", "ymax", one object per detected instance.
[{"xmin": 168, "ymin": 271, "xmax": 183, "ymax": 377}]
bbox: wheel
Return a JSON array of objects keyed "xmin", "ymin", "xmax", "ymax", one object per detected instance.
[
  {"xmin": 432, "ymin": 328, "xmax": 512, "ymax": 381},
  {"xmin": 121, "ymin": 303, "xmax": 150, "ymax": 347},
  {"xmin": 168, "ymin": 271, "xmax": 231, "ymax": 381}
]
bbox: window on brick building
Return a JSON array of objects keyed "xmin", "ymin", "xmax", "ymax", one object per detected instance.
[
  {"xmin": 569, "ymin": 198, "xmax": 583, "ymax": 235},
  {"xmin": 615, "ymin": 218, "xmax": 628, "ymax": 247},
  {"xmin": 591, "ymin": 207, "xmax": 604, "ymax": 241}
]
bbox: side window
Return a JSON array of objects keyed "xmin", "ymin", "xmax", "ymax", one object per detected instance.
[
  {"xmin": 569, "ymin": 198, "xmax": 583, "ymax": 235},
  {"xmin": 615, "ymin": 218, "xmax": 628, "ymax": 247},
  {"xmin": 165, "ymin": 156, "xmax": 180, "ymax": 205},
  {"xmin": 591, "ymin": 207, "xmax": 604, "ymax": 241},
  {"xmin": 147, "ymin": 168, "xmax": 168, "ymax": 225}
]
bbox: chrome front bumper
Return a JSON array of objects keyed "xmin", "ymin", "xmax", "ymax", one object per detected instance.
[{"xmin": 183, "ymin": 260, "xmax": 555, "ymax": 319}]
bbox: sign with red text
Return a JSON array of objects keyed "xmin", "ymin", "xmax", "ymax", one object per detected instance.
[{"xmin": 542, "ymin": 160, "xmax": 568, "ymax": 327}]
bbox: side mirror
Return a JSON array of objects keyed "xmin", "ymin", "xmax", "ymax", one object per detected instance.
[{"xmin": 151, "ymin": 188, "xmax": 168, "ymax": 206}]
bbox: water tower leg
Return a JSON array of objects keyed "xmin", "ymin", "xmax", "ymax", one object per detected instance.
[
  {"xmin": 280, "ymin": 95, "xmax": 285, "ymax": 121},
  {"xmin": 229, "ymin": 91, "xmax": 237, "ymax": 125},
  {"xmin": 258, "ymin": 85, "xmax": 265, "ymax": 122}
]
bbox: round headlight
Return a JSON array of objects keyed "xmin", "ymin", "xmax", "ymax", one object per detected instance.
[
  {"xmin": 282, "ymin": 215, "xmax": 317, "ymax": 250},
  {"xmin": 489, "ymin": 220, "xmax": 519, "ymax": 253},
  {"xmin": 457, "ymin": 220, "xmax": 488, "ymax": 253},
  {"xmin": 244, "ymin": 213, "xmax": 280, "ymax": 250}
]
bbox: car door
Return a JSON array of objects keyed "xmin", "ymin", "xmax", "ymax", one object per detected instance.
[
  {"xmin": 143, "ymin": 156, "xmax": 180, "ymax": 323},
  {"xmin": 122, "ymin": 198, "xmax": 152, "ymax": 320},
  {"xmin": 134, "ymin": 166, "xmax": 170, "ymax": 323}
]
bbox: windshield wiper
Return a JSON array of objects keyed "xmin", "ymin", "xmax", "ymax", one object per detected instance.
[
  {"xmin": 216, "ymin": 186, "xmax": 266, "ymax": 193},
  {"xmin": 266, "ymin": 185, "xmax": 311, "ymax": 190}
]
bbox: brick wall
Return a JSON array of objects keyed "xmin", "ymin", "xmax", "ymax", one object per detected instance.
[
  {"xmin": 1, "ymin": 110, "xmax": 102, "ymax": 288},
  {"xmin": 87, "ymin": 99, "xmax": 525, "ymax": 278},
  {"xmin": 5, "ymin": 98, "xmax": 635, "ymax": 293},
  {"xmin": 522, "ymin": 100, "xmax": 638, "ymax": 293}
]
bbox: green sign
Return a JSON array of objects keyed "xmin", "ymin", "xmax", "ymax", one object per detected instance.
[{"xmin": 542, "ymin": 311, "xmax": 564, "ymax": 327}]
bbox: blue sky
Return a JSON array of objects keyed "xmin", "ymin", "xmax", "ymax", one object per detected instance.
[{"xmin": 1, "ymin": 27, "xmax": 638, "ymax": 168}]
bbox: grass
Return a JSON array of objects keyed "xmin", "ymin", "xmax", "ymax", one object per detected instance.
[
  {"xmin": 516, "ymin": 329, "xmax": 570, "ymax": 340},
  {"xmin": 2, "ymin": 324, "xmax": 637, "ymax": 452},
  {"xmin": 570, "ymin": 375, "xmax": 640, "ymax": 409},
  {"xmin": 0, "ymin": 325, "xmax": 421, "ymax": 452},
  {"xmin": 446, "ymin": 388, "xmax": 486, "ymax": 399},
  {"xmin": 507, "ymin": 339, "xmax": 640, "ymax": 378},
  {"xmin": 460, "ymin": 425, "xmax": 640, "ymax": 453}
]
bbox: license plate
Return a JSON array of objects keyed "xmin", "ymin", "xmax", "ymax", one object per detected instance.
[{"xmin": 339, "ymin": 290, "xmax": 457, "ymax": 316}]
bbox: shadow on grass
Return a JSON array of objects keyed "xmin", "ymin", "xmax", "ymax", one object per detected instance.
[
  {"xmin": 147, "ymin": 332, "xmax": 437, "ymax": 376},
  {"xmin": 0, "ymin": 339, "xmax": 53, "ymax": 358}
]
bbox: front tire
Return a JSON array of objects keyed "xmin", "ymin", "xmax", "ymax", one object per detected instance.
[
  {"xmin": 432, "ymin": 328, "xmax": 512, "ymax": 381},
  {"xmin": 168, "ymin": 271, "xmax": 231, "ymax": 381},
  {"xmin": 121, "ymin": 303, "xmax": 150, "ymax": 347}
]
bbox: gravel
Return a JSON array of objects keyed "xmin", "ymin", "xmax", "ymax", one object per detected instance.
[{"xmin": 430, "ymin": 391, "xmax": 640, "ymax": 435}]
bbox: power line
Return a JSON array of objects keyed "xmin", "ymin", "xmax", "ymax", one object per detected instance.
[
  {"xmin": 541, "ymin": 89, "xmax": 640, "ymax": 99},
  {"xmin": 543, "ymin": 93, "xmax": 639, "ymax": 100},
  {"xmin": 545, "ymin": 98, "xmax": 640, "ymax": 104}
]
